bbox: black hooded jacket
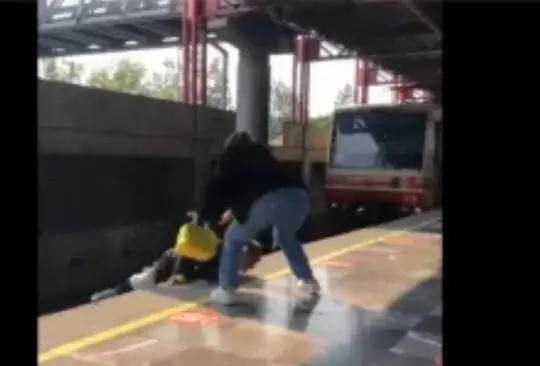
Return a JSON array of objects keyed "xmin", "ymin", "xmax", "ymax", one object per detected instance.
[{"xmin": 199, "ymin": 132, "xmax": 305, "ymax": 223}]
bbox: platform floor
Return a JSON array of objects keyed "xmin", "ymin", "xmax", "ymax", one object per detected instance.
[{"xmin": 38, "ymin": 211, "xmax": 442, "ymax": 366}]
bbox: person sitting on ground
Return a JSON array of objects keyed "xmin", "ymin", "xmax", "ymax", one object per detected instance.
[{"xmin": 90, "ymin": 223, "xmax": 269, "ymax": 303}]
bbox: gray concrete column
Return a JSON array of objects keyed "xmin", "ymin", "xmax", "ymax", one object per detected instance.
[{"xmin": 236, "ymin": 45, "xmax": 270, "ymax": 144}]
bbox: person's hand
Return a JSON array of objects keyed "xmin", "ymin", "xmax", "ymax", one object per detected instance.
[
  {"xmin": 186, "ymin": 211, "xmax": 199, "ymax": 224},
  {"xmin": 167, "ymin": 274, "xmax": 186, "ymax": 285},
  {"xmin": 219, "ymin": 209, "xmax": 234, "ymax": 226}
]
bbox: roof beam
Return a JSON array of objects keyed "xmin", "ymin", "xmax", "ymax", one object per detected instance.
[
  {"xmin": 370, "ymin": 49, "xmax": 441, "ymax": 60},
  {"xmin": 397, "ymin": 0, "xmax": 442, "ymax": 42},
  {"xmin": 134, "ymin": 21, "xmax": 179, "ymax": 37},
  {"xmin": 88, "ymin": 26, "xmax": 154, "ymax": 43},
  {"xmin": 38, "ymin": 36, "xmax": 81, "ymax": 51}
]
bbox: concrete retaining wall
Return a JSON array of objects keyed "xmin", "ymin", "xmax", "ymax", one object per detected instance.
[
  {"xmin": 38, "ymin": 80, "xmax": 235, "ymax": 157},
  {"xmin": 38, "ymin": 81, "xmax": 235, "ymax": 313},
  {"xmin": 38, "ymin": 221, "xmax": 178, "ymax": 314}
]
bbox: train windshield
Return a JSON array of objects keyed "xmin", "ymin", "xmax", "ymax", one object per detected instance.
[{"xmin": 330, "ymin": 108, "xmax": 427, "ymax": 170}]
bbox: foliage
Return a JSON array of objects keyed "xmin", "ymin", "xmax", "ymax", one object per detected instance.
[
  {"xmin": 38, "ymin": 56, "xmax": 346, "ymax": 130},
  {"xmin": 206, "ymin": 58, "xmax": 232, "ymax": 110},
  {"xmin": 270, "ymin": 80, "xmax": 293, "ymax": 122},
  {"xmin": 38, "ymin": 55, "xmax": 232, "ymax": 110},
  {"xmin": 39, "ymin": 59, "xmax": 85, "ymax": 84},
  {"xmin": 86, "ymin": 59, "xmax": 152, "ymax": 95},
  {"xmin": 334, "ymin": 83, "xmax": 354, "ymax": 108},
  {"xmin": 310, "ymin": 115, "xmax": 332, "ymax": 126},
  {"xmin": 269, "ymin": 81, "xmax": 294, "ymax": 138},
  {"xmin": 145, "ymin": 57, "xmax": 179, "ymax": 101}
]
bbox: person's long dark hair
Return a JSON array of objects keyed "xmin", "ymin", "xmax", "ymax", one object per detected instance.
[
  {"xmin": 223, "ymin": 131, "xmax": 254, "ymax": 148},
  {"xmin": 217, "ymin": 131, "xmax": 267, "ymax": 176}
]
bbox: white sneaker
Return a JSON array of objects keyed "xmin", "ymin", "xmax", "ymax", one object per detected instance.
[
  {"xmin": 294, "ymin": 279, "xmax": 321, "ymax": 311},
  {"xmin": 296, "ymin": 279, "xmax": 321, "ymax": 296},
  {"xmin": 210, "ymin": 287, "xmax": 241, "ymax": 306}
]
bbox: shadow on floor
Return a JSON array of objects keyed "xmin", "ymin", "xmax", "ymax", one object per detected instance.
[
  {"xmin": 142, "ymin": 213, "xmax": 441, "ymax": 365},
  {"xmin": 150, "ymin": 271, "xmax": 441, "ymax": 366}
]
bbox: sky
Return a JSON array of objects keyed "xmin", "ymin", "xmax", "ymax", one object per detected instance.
[
  {"xmin": 54, "ymin": 43, "xmax": 395, "ymax": 117},
  {"xmin": 42, "ymin": 0, "xmax": 396, "ymax": 116}
]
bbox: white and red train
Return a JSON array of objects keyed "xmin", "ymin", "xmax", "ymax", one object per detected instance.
[{"xmin": 325, "ymin": 103, "xmax": 442, "ymax": 217}]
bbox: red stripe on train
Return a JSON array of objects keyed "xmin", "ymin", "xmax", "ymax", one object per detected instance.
[{"xmin": 326, "ymin": 188, "xmax": 427, "ymax": 208}]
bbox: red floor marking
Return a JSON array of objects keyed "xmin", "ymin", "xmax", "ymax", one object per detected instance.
[{"xmin": 167, "ymin": 309, "xmax": 222, "ymax": 328}]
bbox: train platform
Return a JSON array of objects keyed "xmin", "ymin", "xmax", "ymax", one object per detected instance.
[{"xmin": 38, "ymin": 211, "xmax": 442, "ymax": 366}]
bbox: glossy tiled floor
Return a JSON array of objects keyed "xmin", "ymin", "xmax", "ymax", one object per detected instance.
[{"xmin": 40, "ymin": 214, "xmax": 442, "ymax": 366}]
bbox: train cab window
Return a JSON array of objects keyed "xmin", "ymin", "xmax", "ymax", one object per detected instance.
[{"xmin": 330, "ymin": 108, "xmax": 428, "ymax": 170}]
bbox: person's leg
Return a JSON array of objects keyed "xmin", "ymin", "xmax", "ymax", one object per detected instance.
[
  {"xmin": 272, "ymin": 226, "xmax": 313, "ymax": 282},
  {"xmin": 211, "ymin": 194, "xmax": 274, "ymax": 304},
  {"xmin": 240, "ymin": 244, "xmax": 263, "ymax": 272},
  {"xmin": 175, "ymin": 257, "xmax": 203, "ymax": 281},
  {"xmin": 192, "ymin": 253, "xmax": 220, "ymax": 282},
  {"xmin": 270, "ymin": 188, "xmax": 318, "ymax": 293},
  {"xmin": 90, "ymin": 280, "xmax": 134, "ymax": 302},
  {"xmin": 219, "ymin": 215, "xmax": 269, "ymax": 289},
  {"xmin": 112, "ymin": 280, "xmax": 134, "ymax": 294}
]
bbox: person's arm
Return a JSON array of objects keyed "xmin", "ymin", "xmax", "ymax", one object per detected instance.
[
  {"xmin": 219, "ymin": 209, "xmax": 234, "ymax": 226},
  {"xmin": 112, "ymin": 280, "xmax": 135, "ymax": 294}
]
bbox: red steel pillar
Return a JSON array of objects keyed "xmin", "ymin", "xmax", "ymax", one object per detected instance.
[
  {"xmin": 292, "ymin": 35, "xmax": 319, "ymax": 124},
  {"xmin": 393, "ymin": 75, "xmax": 430, "ymax": 104},
  {"xmin": 354, "ymin": 59, "xmax": 374, "ymax": 105},
  {"xmin": 292, "ymin": 35, "xmax": 319, "ymax": 183},
  {"xmin": 355, "ymin": 60, "xmax": 428, "ymax": 105},
  {"xmin": 394, "ymin": 75, "xmax": 405, "ymax": 104},
  {"xmin": 180, "ymin": 0, "xmax": 209, "ymax": 105},
  {"xmin": 181, "ymin": 0, "xmax": 216, "ymax": 207},
  {"xmin": 394, "ymin": 82, "xmax": 416, "ymax": 104}
]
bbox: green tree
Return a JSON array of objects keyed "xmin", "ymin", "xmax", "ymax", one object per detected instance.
[
  {"xmin": 39, "ymin": 58, "xmax": 85, "ymax": 84},
  {"xmin": 270, "ymin": 80, "xmax": 293, "ymax": 121},
  {"xmin": 206, "ymin": 58, "xmax": 232, "ymax": 110},
  {"xmin": 39, "ymin": 55, "xmax": 232, "ymax": 107},
  {"xmin": 334, "ymin": 83, "xmax": 354, "ymax": 108},
  {"xmin": 86, "ymin": 59, "xmax": 152, "ymax": 95},
  {"xmin": 147, "ymin": 57, "xmax": 179, "ymax": 101},
  {"xmin": 144, "ymin": 56, "xmax": 231, "ymax": 109},
  {"xmin": 269, "ymin": 81, "xmax": 294, "ymax": 138},
  {"xmin": 310, "ymin": 115, "xmax": 332, "ymax": 126}
]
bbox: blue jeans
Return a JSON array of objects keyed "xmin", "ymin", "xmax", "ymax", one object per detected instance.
[{"xmin": 219, "ymin": 188, "xmax": 315, "ymax": 289}]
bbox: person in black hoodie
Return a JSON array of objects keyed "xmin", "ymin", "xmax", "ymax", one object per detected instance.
[{"xmin": 199, "ymin": 131, "xmax": 320, "ymax": 305}]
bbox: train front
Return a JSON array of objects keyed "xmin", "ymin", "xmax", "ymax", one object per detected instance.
[{"xmin": 325, "ymin": 104, "xmax": 433, "ymax": 216}]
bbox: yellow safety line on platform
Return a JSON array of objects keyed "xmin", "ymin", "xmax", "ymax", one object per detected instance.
[{"xmin": 38, "ymin": 216, "xmax": 440, "ymax": 364}]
